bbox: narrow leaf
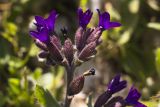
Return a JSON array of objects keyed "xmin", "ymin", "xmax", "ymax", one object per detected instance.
[{"xmin": 35, "ymin": 85, "xmax": 60, "ymax": 107}]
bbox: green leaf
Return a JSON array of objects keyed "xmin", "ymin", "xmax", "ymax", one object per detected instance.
[
  {"xmin": 34, "ymin": 85, "xmax": 60, "ymax": 107},
  {"xmin": 32, "ymin": 68, "xmax": 42, "ymax": 80},
  {"xmin": 8, "ymin": 78, "xmax": 20, "ymax": 95}
]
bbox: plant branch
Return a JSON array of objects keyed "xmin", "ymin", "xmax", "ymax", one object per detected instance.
[{"xmin": 64, "ymin": 65, "xmax": 74, "ymax": 107}]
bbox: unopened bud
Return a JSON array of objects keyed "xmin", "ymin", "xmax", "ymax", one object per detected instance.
[
  {"xmin": 48, "ymin": 42, "xmax": 63, "ymax": 62},
  {"xmin": 38, "ymin": 51, "xmax": 49, "ymax": 58},
  {"xmin": 75, "ymin": 27, "xmax": 85, "ymax": 51},
  {"xmin": 78, "ymin": 42, "xmax": 96, "ymax": 60},
  {"xmin": 35, "ymin": 39, "xmax": 48, "ymax": 51},
  {"xmin": 50, "ymin": 35, "xmax": 61, "ymax": 50},
  {"xmin": 94, "ymin": 91, "xmax": 112, "ymax": 107},
  {"xmin": 69, "ymin": 68, "xmax": 96, "ymax": 96},
  {"xmin": 86, "ymin": 27, "xmax": 102, "ymax": 44},
  {"xmin": 63, "ymin": 38, "xmax": 73, "ymax": 65}
]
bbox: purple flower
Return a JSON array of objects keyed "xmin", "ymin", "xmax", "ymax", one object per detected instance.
[
  {"xmin": 125, "ymin": 87, "xmax": 147, "ymax": 107},
  {"xmin": 78, "ymin": 8, "xmax": 93, "ymax": 29},
  {"xmin": 94, "ymin": 75, "xmax": 127, "ymax": 107},
  {"xmin": 107, "ymin": 75, "xmax": 127, "ymax": 94},
  {"xmin": 97, "ymin": 9, "xmax": 121, "ymax": 30},
  {"xmin": 30, "ymin": 10, "xmax": 57, "ymax": 43},
  {"xmin": 30, "ymin": 27, "xmax": 49, "ymax": 43},
  {"xmin": 35, "ymin": 10, "xmax": 57, "ymax": 32}
]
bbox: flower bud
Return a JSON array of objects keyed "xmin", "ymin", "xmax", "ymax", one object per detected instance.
[
  {"xmin": 48, "ymin": 42, "xmax": 63, "ymax": 62},
  {"xmin": 78, "ymin": 42, "xmax": 96, "ymax": 60},
  {"xmin": 94, "ymin": 91, "xmax": 112, "ymax": 107},
  {"xmin": 69, "ymin": 75, "xmax": 84, "ymax": 96},
  {"xmin": 86, "ymin": 27, "xmax": 102, "ymax": 44},
  {"xmin": 84, "ymin": 28, "xmax": 94, "ymax": 39},
  {"xmin": 50, "ymin": 35, "xmax": 61, "ymax": 50},
  {"xmin": 38, "ymin": 51, "xmax": 49, "ymax": 58},
  {"xmin": 69, "ymin": 68, "xmax": 95, "ymax": 96},
  {"xmin": 35, "ymin": 39, "xmax": 48, "ymax": 51},
  {"xmin": 63, "ymin": 38, "xmax": 74, "ymax": 65},
  {"xmin": 75, "ymin": 27, "xmax": 85, "ymax": 51}
]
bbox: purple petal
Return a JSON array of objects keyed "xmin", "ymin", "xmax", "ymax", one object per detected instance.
[
  {"xmin": 78, "ymin": 8, "xmax": 93, "ymax": 29},
  {"xmin": 30, "ymin": 31, "xmax": 39, "ymax": 38},
  {"xmin": 107, "ymin": 75, "xmax": 127, "ymax": 94},
  {"xmin": 97, "ymin": 9, "xmax": 121, "ymax": 30},
  {"xmin": 45, "ymin": 10, "xmax": 57, "ymax": 32},
  {"xmin": 101, "ymin": 12, "xmax": 110, "ymax": 22},
  {"xmin": 104, "ymin": 22, "xmax": 121, "ymax": 29},
  {"xmin": 110, "ymin": 80, "xmax": 127, "ymax": 94},
  {"xmin": 30, "ymin": 28, "xmax": 49, "ymax": 43},
  {"xmin": 125, "ymin": 86, "xmax": 146, "ymax": 107},
  {"xmin": 126, "ymin": 87, "xmax": 141, "ymax": 102},
  {"xmin": 97, "ymin": 9, "xmax": 110, "ymax": 27},
  {"xmin": 108, "ymin": 75, "xmax": 120, "ymax": 89},
  {"xmin": 77, "ymin": 8, "xmax": 83, "ymax": 19},
  {"xmin": 35, "ymin": 16, "xmax": 45, "ymax": 26}
]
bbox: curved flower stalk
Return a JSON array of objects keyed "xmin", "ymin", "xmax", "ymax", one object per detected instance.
[{"xmin": 29, "ymin": 8, "xmax": 121, "ymax": 107}]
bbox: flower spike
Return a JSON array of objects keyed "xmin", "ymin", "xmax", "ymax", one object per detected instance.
[
  {"xmin": 97, "ymin": 9, "xmax": 121, "ymax": 30},
  {"xmin": 78, "ymin": 8, "xmax": 93, "ymax": 29}
]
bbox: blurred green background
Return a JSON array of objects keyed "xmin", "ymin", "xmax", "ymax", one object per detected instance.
[{"xmin": 0, "ymin": 0, "xmax": 160, "ymax": 107}]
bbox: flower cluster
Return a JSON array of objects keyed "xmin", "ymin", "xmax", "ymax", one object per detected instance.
[
  {"xmin": 29, "ymin": 8, "xmax": 122, "ymax": 107},
  {"xmin": 94, "ymin": 75, "xmax": 147, "ymax": 107},
  {"xmin": 29, "ymin": 8, "xmax": 121, "ymax": 67}
]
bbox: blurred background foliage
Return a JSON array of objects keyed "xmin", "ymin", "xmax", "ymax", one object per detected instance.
[{"xmin": 0, "ymin": 0, "xmax": 160, "ymax": 107}]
